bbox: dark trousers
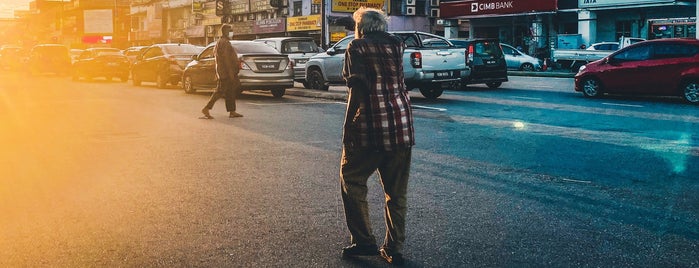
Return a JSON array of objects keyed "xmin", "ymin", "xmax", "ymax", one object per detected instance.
[
  {"xmin": 204, "ymin": 78, "xmax": 239, "ymax": 112},
  {"xmin": 340, "ymin": 147, "xmax": 412, "ymax": 254}
]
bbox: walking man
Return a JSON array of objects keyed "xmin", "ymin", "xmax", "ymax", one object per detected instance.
[
  {"xmin": 201, "ymin": 24, "xmax": 243, "ymax": 119},
  {"xmin": 339, "ymin": 7, "xmax": 414, "ymax": 265}
]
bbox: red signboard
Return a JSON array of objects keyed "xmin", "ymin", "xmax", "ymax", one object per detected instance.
[{"xmin": 440, "ymin": 0, "xmax": 557, "ymax": 18}]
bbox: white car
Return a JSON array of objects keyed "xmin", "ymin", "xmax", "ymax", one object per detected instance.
[
  {"xmin": 586, "ymin": 42, "xmax": 619, "ymax": 51},
  {"xmin": 500, "ymin": 44, "xmax": 542, "ymax": 71}
]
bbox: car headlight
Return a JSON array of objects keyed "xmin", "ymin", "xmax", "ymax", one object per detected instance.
[{"xmin": 577, "ymin": 64, "xmax": 586, "ymax": 73}]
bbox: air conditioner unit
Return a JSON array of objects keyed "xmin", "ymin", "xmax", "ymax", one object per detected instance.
[
  {"xmin": 281, "ymin": 8, "xmax": 289, "ymax": 16},
  {"xmin": 430, "ymin": 8, "xmax": 439, "ymax": 18},
  {"xmin": 405, "ymin": 6, "xmax": 415, "ymax": 15},
  {"xmin": 406, "ymin": 0, "xmax": 415, "ymax": 6},
  {"xmin": 430, "ymin": 0, "xmax": 439, "ymax": 7}
]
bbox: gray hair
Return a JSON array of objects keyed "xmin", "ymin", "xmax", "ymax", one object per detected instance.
[{"xmin": 353, "ymin": 7, "xmax": 388, "ymax": 38}]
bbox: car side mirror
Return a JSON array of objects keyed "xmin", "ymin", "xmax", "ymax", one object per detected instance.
[
  {"xmin": 192, "ymin": 55, "xmax": 198, "ymax": 61},
  {"xmin": 605, "ymin": 57, "xmax": 618, "ymax": 65},
  {"xmin": 326, "ymin": 48, "xmax": 337, "ymax": 55}
]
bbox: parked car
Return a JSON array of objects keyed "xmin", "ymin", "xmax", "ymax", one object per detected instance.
[
  {"xmin": 70, "ymin": 49, "xmax": 84, "ymax": 64},
  {"xmin": 306, "ymin": 31, "xmax": 470, "ymax": 99},
  {"xmin": 123, "ymin": 46, "xmax": 147, "ymax": 66},
  {"xmin": 587, "ymin": 42, "xmax": 619, "ymax": 51},
  {"xmin": 500, "ymin": 43, "xmax": 542, "ymax": 71},
  {"xmin": 575, "ymin": 38, "xmax": 699, "ymax": 103},
  {"xmin": 253, "ymin": 37, "xmax": 322, "ymax": 88},
  {"xmin": 26, "ymin": 44, "xmax": 72, "ymax": 76},
  {"xmin": 71, "ymin": 48, "xmax": 130, "ymax": 82},
  {"xmin": 131, "ymin": 43, "xmax": 201, "ymax": 88},
  {"xmin": 182, "ymin": 40, "xmax": 293, "ymax": 98},
  {"xmin": 450, "ymin": 38, "xmax": 508, "ymax": 89},
  {"xmin": 0, "ymin": 45, "xmax": 24, "ymax": 70}
]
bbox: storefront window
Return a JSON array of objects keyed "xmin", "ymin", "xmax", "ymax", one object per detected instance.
[{"xmin": 615, "ymin": 21, "xmax": 632, "ymax": 40}]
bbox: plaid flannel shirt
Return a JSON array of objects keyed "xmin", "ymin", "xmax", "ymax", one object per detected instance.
[{"xmin": 342, "ymin": 31, "xmax": 415, "ymax": 151}]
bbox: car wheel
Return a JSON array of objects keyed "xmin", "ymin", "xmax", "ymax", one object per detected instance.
[
  {"xmin": 302, "ymin": 80, "xmax": 311, "ymax": 89},
  {"xmin": 307, "ymin": 69, "xmax": 329, "ymax": 91},
  {"xmin": 682, "ymin": 80, "xmax": 699, "ymax": 104},
  {"xmin": 132, "ymin": 72, "xmax": 141, "ymax": 86},
  {"xmin": 419, "ymin": 85, "xmax": 443, "ymax": 100},
  {"xmin": 156, "ymin": 73, "xmax": 167, "ymax": 88},
  {"xmin": 520, "ymin": 63, "xmax": 535, "ymax": 71},
  {"xmin": 183, "ymin": 75, "xmax": 196, "ymax": 94},
  {"xmin": 581, "ymin": 77, "xmax": 602, "ymax": 98},
  {"xmin": 271, "ymin": 88, "xmax": 285, "ymax": 98},
  {"xmin": 486, "ymin": 82, "xmax": 502, "ymax": 89},
  {"xmin": 120, "ymin": 75, "xmax": 128, "ymax": 82}
]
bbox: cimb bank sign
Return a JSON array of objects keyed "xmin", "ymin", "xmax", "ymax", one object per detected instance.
[
  {"xmin": 440, "ymin": 0, "xmax": 557, "ymax": 18},
  {"xmin": 471, "ymin": 1, "xmax": 513, "ymax": 13}
]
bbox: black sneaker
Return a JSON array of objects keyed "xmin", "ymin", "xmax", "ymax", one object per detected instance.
[
  {"xmin": 380, "ymin": 248, "xmax": 405, "ymax": 265},
  {"xmin": 341, "ymin": 244, "xmax": 379, "ymax": 258}
]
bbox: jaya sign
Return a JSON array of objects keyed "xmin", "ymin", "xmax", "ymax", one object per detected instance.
[{"xmin": 440, "ymin": 0, "xmax": 557, "ymax": 18}]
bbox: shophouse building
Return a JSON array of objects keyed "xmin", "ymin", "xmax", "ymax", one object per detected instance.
[{"xmin": 440, "ymin": 0, "xmax": 696, "ymax": 58}]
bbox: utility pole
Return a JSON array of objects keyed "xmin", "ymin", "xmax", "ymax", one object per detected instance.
[{"xmin": 321, "ymin": 0, "xmax": 327, "ymax": 49}]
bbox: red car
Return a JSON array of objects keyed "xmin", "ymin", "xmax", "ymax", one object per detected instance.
[{"xmin": 575, "ymin": 38, "xmax": 699, "ymax": 104}]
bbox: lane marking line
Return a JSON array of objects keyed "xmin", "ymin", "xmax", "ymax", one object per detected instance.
[
  {"xmin": 246, "ymin": 101, "xmax": 345, "ymax": 106},
  {"xmin": 512, "ymin": 96, "xmax": 542, "ymax": 101},
  {"xmin": 602, "ymin": 103, "xmax": 644, "ymax": 108},
  {"xmin": 412, "ymin": 105, "xmax": 447, "ymax": 112}
]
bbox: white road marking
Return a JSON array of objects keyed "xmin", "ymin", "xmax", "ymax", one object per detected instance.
[
  {"xmin": 511, "ymin": 96, "xmax": 542, "ymax": 101},
  {"xmin": 246, "ymin": 101, "xmax": 345, "ymax": 106},
  {"xmin": 412, "ymin": 105, "xmax": 447, "ymax": 112},
  {"xmin": 455, "ymin": 95, "xmax": 699, "ymax": 123},
  {"xmin": 451, "ymin": 115, "xmax": 699, "ymax": 157},
  {"xmin": 560, "ymin": 178, "xmax": 592, "ymax": 184},
  {"xmin": 602, "ymin": 102, "xmax": 644, "ymax": 108}
]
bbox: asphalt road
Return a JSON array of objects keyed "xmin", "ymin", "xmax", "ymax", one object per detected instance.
[{"xmin": 1, "ymin": 72, "xmax": 697, "ymax": 267}]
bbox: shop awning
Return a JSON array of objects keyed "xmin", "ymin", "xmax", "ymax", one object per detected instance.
[{"xmin": 440, "ymin": 0, "xmax": 557, "ymax": 19}]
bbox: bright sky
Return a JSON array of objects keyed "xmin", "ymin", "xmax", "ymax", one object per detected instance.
[{"xmin": 0, "ymin": 0, "xmax": 31, "ymax": 18}]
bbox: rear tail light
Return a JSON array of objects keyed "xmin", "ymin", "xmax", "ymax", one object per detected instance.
[
  {"xmin": 286, "ymin": 60, "xmax": 292, "ymax": 70},
  {"xmin": 467, "ymin": 45, "xmax": 474, "ymax": 64},
  {"xmin": 410, "ymin": 52, "xmax": 422, "ymax": 68}
]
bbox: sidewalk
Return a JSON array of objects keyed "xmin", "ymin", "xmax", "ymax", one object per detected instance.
[{"xmin": 284, "ymin": 70, "xmax": 575, "ymax": 100}]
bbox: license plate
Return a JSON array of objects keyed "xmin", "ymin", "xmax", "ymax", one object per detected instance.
[
  {"xmin": 485, "ymin": 60, "xmax": 496, "ymax": 64},
  {"xmin": 435, "ymin": 71, "xmax": 451, "ymax": 78},
  {"xmin": 260, "ymin": 64, "xmax": 276, "ymax": 69},
  {"xmin": 107, "ymin": 63, "xmax": 118, "ymax": 66}
]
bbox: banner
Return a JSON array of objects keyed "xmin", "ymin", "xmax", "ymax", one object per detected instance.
[
  {"xmin": 287, "ymin": 15, "xmax": 321, "ymax": 31},
  {"xmin": 440, "ymin": 0, "xmax": 557, "ymax": 18},
  {"xmin": 332, "ymin": 0, "xmax": 385, "ymax": 13}
]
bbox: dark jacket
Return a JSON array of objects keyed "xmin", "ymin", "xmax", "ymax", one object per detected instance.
[{"xmin": 214, "ymin": 36, "xmax": 240, "ymax": 80}]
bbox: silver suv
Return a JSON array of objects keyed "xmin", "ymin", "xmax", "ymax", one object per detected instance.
[{"xmin": 253, "ymin": 37, "xmax": 323, "ymax": 88}]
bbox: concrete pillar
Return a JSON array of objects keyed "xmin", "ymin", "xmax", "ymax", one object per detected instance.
[{"xmin": 578, "ymin": 9, "xmax": 597, "ymax": 47}]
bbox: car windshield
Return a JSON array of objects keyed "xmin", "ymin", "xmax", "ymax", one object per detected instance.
[
  {"xmin": 34, "ymin": 46, "xmax": 68, "ymax": 54},
  {"xmin": 282, "ymin": 40, "xmax": 318, "ymax": 53},
  {"xmin": 232, "ymin": 42, "xmax": 280, "ymax": 54},
  {"xmin": 97, "ymin": 51, "xmax": 123, "ymax": 57},
  {"xmin": 162, "ymin": 44, "xmax": 200, "ymax": 55},
  {"xmin": 474, "ymin": 41, "xmax": 503, "ymax": 58}
]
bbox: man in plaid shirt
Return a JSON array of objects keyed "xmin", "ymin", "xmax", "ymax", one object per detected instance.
[{"xmin": 339, "ymin": 7, "xmax": 415, "ymax": 265}]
